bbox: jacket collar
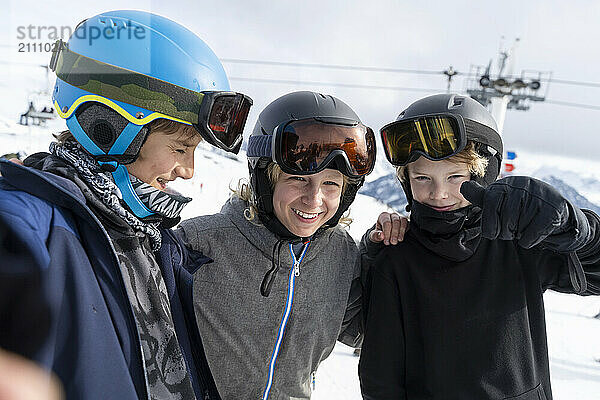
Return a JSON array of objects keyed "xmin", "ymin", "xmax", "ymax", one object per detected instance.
[
  {"xmin": 410, "ymin": 201, "xmax": 483, "ymax": 262},
  {"xmin": 1, "ymin": 157, "xmax": 87, "ymax": 212}
]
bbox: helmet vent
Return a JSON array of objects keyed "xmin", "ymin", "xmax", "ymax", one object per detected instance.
[{"xmin": 92, "ymin": 120, "xmax": 115, "ymax": 146}]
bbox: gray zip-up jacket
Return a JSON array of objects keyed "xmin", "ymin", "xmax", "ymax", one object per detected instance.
[{"xmin": 178, "ymin": 197, "xmax": 362, "ymax": 400}]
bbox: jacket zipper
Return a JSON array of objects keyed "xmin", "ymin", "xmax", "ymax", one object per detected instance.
[{"xmin": 261, "ymin": 241, "xmax": 310, "ymax": 400}]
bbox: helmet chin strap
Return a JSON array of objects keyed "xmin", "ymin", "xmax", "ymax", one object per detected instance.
[
  {"xmin": 110, "ymin": 165, "xmax": 154, "ymax": 218},
  {"xmin": 65, "ymin": 115, "xmax": 154, "ymax": 218}
]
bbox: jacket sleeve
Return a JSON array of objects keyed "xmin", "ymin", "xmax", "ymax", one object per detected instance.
[
  {"xmin": 538, "ymin": 209, "xmax": 600, "ymax": 295},
  {"xmin": 358, "ymin": 226, "xmax": 385, "ymax": 323},
  {"xmin": 177, "ymin": 219, "xmax": 211, "ymax": 255},
  {"xmin": 338, "ymin": 227, "xmax": 390, "ymax": 348},
  {"xmin": 0, "ymin": 204, "xmax": 52, "ymax": 359},
  {"xmin": 573, "ymin": 210, "xmax": 600, "ymax": 294},
  {"xmin": 359, "ymin": 251, "xmax": 406, "ymax": 399},
  {"xmin": 337, "ymin": 255, "xmax": 363, "ymax": 348}
]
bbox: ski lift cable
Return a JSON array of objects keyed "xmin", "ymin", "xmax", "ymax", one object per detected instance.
[
  {"xmin": 222, "ymin": 58, "xmax": 444, "ymax": 75},
  {"xmin": 229, "ymin": 76, "xmax": 441, "ymax": 93},
  {"xmin": 4, "ymin": 57, "xmax": 599, "ymax": 88},
  {"xmin": 0, "ymin": 60, "xmax": 47, "ymax": 68},
  {"xmin": 230, "ymin": 76, "xmax": 600, "ymax": 111},
  {"xmin": 544, "ymin": 99, "xmax": 600, "ymax": 111},
  {"xmin": 547, "ymin": 78, "xmax": 600, "ymax": 88},
  {"xmin": 222, "ymin": 58, "xmax": 600, "ymax": 89},
  {"xmin": 2, "ymin": 56, "xmax": 598, "ymax": 110}
]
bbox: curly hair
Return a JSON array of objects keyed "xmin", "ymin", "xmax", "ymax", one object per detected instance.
[{"xmin": 231, "ymin": 163, "xmax": 353, "ymax": 227}]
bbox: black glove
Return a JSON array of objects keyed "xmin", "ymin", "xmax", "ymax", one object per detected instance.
[{"xmin": 460, "ymin": 176, "xmax": 591, "ymax": 252}]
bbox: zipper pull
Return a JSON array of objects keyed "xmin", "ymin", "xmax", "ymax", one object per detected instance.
[
  {"xmin": 311, "ymin": 371, "xmax": 316, "ymax": 390},
  {"xmin": 294, "ymin": 260, "xmax": 300, "ymax": 276}
]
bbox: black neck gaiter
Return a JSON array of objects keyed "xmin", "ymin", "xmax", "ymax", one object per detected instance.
[{"xmin": 410, "ymin": 201, "xmax": 483, "ymax": 262}]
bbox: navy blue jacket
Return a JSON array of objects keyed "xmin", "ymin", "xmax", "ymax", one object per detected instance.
[{"xmin": 0, "ymin": 160, "xmax": 219, "ymax": 400}]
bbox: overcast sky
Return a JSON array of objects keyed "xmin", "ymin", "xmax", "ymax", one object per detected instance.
[{"xmin": 2, "ymin": 0, "xmax": 599, "ymax": 161}]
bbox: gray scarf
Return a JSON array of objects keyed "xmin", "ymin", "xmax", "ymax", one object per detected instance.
[
  {"xmin": 50, "ymin": 140, "xmax": 190, "ymax": 250},
  {"xmin": 50, "ymin": 140, "xmax": 197, "ymax": 399}
]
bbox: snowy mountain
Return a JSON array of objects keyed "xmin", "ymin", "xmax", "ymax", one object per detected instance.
[
  {"xmin": 359, "ymin": 172, "xmax": 600, "ymax": 215},
  {"xmin": 359, "ymin": 173, "xmax": 407, "ymax": 213},
  {"xmin": 533, "ymin": 169, "xmax": 600, "ymax": 207},
  {"xmin": 540, "ymin": 176, "xmax": 600, "ymax": 215}
]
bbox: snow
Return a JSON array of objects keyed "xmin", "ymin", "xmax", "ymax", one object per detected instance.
[{"xmin": 2, "ymin": 127, "xmax": 600, "ymax": 398}]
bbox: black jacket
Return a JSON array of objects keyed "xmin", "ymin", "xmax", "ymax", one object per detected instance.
[{"xmin": 358, "ymin": 209, "xmax": 600, "ymax": 400}]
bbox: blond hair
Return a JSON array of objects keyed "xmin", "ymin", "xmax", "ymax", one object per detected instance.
[
  {"xmin": 231, "ymin": 163, "xmax": 353, "ymax": 228},
  {"xmin": 395, "ymin": 142, "xmax": 488, "ymax": 182}
]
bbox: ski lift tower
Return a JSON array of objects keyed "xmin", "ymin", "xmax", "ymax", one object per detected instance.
[{"xmin": 465, "ymin": 38, "xmax": 552, "ymax": 135}]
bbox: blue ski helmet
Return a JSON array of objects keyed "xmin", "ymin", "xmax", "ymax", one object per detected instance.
[{"xmin": 50, "ymin": 10, "xmax": 252, "ymax": 217}]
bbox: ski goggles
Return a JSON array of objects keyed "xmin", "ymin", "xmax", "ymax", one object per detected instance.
[
  {"xmin": 247, "ymin": 118, "xmax": 376, "ymax": 178},
  {"xmin": 380, "ymin": 113, "xmax": 466, "ymax": 166},
  {"xmin": 49, "ymin": 39, "xmax": 252, "ymax": 153}
]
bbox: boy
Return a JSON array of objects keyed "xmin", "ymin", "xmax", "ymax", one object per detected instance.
[
  {"xmin": 359, "ymin": 94, "xmax": 600, "ymax": 399},
  {"xmin": 0, "ymin": 10, "xmax": 251, "ymax": 400}
]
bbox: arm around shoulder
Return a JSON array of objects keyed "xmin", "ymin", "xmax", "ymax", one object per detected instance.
[
  {"xmin": 177, "ymin": 213, "xmax": 228, "ymax": 255},
  {"xmin": 337, "ymin": 255, "xmax": 363, "ymax": 348}
]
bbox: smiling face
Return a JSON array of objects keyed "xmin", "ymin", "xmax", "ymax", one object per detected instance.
[
  {"xmin": 272, "ymin": 168, "xmax": 344, "ymax": 237},
  {"xmin": 126, "ymin": 126, "xmax": 201, "ymax": 191},
  {"xmin": 407, "ymin": 156, "xmax": 472, "ymax": 212}
]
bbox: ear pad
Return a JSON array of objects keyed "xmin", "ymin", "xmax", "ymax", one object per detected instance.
[
  {"xmin": 76, "ymin": 103, "xmax": 128, "ymax": 153},
  {"xmin": 75, "ymin": 102, "xmax": 148, "ymax": 164},
  {"xmin": 90, "ymin": 119, "xmax": 116, "ymax": 147}
]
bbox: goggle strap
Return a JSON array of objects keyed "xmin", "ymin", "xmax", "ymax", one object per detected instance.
[
  {"xmin": 247, "ymin": 135, "xmax": 273, "ymax": 158},
  {"xmin": 464, "ymin": 119, "xmax": 503, "ymax": 155}
]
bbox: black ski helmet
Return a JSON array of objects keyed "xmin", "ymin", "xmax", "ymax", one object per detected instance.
[
  {"xmin": 248, "ymin": 91, "xmax": 370, "ymax": 239},
  {"xmin": 391, "ymin": 93, "xmax": 503, "ymax": 209}
]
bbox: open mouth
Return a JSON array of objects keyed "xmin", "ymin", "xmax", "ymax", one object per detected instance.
[
  {"xmin": 156, "ymin": 177, "xmax": 170, "ymax": 190},
  {"xmin": 292, "ymin": 208, "xmax": 322, "ymax": 221}
]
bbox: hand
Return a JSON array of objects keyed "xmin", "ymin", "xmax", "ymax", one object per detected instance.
[
  {"xmin": 460, "ymin": 177, "xmax": 588, "ymax": 250},
  {"xmin": 0, "ymin": 349, "xmax": 63, "ymax": 400},
  {"xmin": 369, "ymin": 212, "xmax": 409, "ymax": 245},
  {"xmin": 8, "ymin": 158, "xmax": 24, "ymax": 166}
]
